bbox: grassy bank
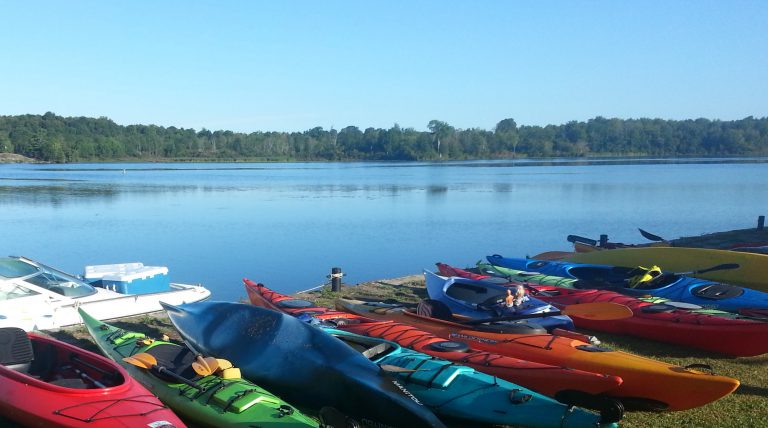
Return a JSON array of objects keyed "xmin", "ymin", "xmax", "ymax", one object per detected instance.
[{"xmin": 42, "ymin": 274, "xmax": 767, "ymax": 428}]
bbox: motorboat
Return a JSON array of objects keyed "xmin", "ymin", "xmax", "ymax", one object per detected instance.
[{"xmin": 0, "ymin": 256, "xmax": 210, "ymax": 331}]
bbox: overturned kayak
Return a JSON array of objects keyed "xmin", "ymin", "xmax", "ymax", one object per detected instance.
[
  {"xmin": 0, "ymin": 326, "xmax": 185, "ymax": 428},
  {"xmin": 244, "ymin": 278, "xmax": 625, "ymax": 418},
  {"xmin": 486, "ymin": 254, "xmax": 768, "ymax": 314},
  {"xmin": 78, "ymin": 308, "xmax": 318, "ymax": 428},
  {"xmin": 161, "ymin": 301, "xmax": 448, "ymax": 428}
]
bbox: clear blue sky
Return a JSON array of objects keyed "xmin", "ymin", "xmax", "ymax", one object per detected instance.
[{"xmin": 2, "ymin": 1, "xmax": 766, "ymax": 133}]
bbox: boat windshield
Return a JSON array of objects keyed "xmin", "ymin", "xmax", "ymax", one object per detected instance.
[{"xmin": 1, "ymin": 257, "xmax": 97, "ymax": 298}]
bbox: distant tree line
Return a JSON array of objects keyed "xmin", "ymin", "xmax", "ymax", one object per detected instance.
[{"xmin": 1, "ymin": 112, "xmax": 766, "ymax": 163}]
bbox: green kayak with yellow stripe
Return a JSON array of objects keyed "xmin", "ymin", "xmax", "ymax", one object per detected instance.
[{"xmin": 78, "ymin": 307, "xmax": 318, "ymax": 428}]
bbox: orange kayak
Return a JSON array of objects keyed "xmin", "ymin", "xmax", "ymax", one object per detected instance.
[
  {"xmin": 243, "ymin": 278, "xmax": 626, "ymax": 417},
  {"xmin": 334, "ymin": 297, "xmax": 740, "ymax": 413}
]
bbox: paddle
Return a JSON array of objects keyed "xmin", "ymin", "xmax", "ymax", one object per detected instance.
[
  {"xmin": 638, "ymin": 228, "xmax": 666, "ymax": 242},
  {"xmin": 123, "ymin": 353, "xmax": 205, "ymax": 391},
  {"xmin": 567, "ymin": 234, "xmax": 598, "ymax": 246},
  {"xmin": 460, "ymin": 302, "xmax": 633, "ymax": 326},
  {"xmin": 182, "ymin": 339, "xmax": 219, "ymax": 376},
  {"xmin": 681, "ymin": 263, "xmax": 740, "ymax": 276}
]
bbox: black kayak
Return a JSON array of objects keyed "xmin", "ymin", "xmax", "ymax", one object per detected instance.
[{"xmin": 161, "ymin": 301, "xmax": 447, "ymax": 428}]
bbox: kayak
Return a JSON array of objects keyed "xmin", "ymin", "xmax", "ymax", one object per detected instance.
[
  {"xmin": 337, "ymin": 295, "xmax": 741, "ymax": 412},
  {"xmin": 161, "ymin": 301, "xmax": 448, "ymax": 428},
  {"xmin": 563, "ymin": 246, "xmax": 768, "ymax": 292},
  {"xmin": 459, "ymin": 262, "xmax": 768, "ymax": 357},
  {"xmin": 324, "ymin": 327, "xmax": 616, "ymax": 428},
  {"xmin": 244, "ymin": 278, "xmax": 625, "ymax": 418},
  {"xmin": 78, "ymin": 308, "xmax": 319, "ymax": 428},
  {"xmin": 486, "ymin": 254, "xmax": 768, "ymax": 313},
  {"xmin": 0, "ymin": 326, "xmax": 185, "ymax": 428},
  {"xmin": 424, "ymin": 270, "xmax": 575, "ymax": 332}
]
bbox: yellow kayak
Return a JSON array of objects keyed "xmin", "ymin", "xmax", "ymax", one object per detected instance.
[{"xmin": 564, "ymin": 246, "xmax": 768, "ymax": 291}]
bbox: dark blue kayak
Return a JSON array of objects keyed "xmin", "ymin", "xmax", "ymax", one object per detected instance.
[
  {"xmin": 424, "ymin": 270, "xmax": 575, "ymax": 332},
  {"xmin": 161, "ymin": 301, "xmax": 446, "ymax": 428},
  {"xmin": 486, "ymin": 254, "xmax": 768, "ymax": 313}
]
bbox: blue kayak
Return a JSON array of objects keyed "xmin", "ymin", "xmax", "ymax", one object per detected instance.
[
  {"xmin": 161, "ymin": 301, "xmax": 447, "ymax": 428},
  {"xmin": 487, "ymin": 254, "xmax": 768, "ymax": 313},
  {"xmin": 323, "ymin": 328, "xmax": 616, "ymax": 428},
  {"xmin": 424, "ymin": 270, "xmax": 575, "ymax": 332}
]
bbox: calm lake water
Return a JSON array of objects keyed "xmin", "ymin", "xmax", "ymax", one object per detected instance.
[{"xmin": 1, "ymin": 158, "xmax": 767, "ymax": 301}]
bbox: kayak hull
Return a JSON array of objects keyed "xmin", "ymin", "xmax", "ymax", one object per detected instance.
[
  {"xmin": 243, "ymin": 279, "xmax": 624, "ymax": 403},
  {"xmin": 336, "ymin": 295, "xmax": 739, "ymax": 412},
  {"xmin": 161, "ymin": 301, "xmax": 448, "ymax": 428},
  {"xmin": 474, "ymin": 262, "xmax": 768, "ymax": 357},
  {"xmin": 78, "ymin": 308, "xmax": 318, "ymax": 428},
  {"xmin": 0, "ymin": 328, "xmax": 184, "ymax": 428},
  {"xmin": 486, "ymin": 255, "xmax": 768, "ymax": 313},
  {"xmin": 324, "ymin": 328, "xmax": 613, "ymax": 428},
  {"xmin": 424, "ymin": 270, "xmax": 575, "ymax": 331},
  {"xmin": 565, "ymin": 246, "xmax": 768, "ymax": 291}
]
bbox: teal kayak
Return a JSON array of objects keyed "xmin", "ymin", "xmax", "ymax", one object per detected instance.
[
  {"xmin": 78, "ymin": 308, "xmax": 319, "ymax": 428},
  {"xmin": 161, "ymin": 301, "xmax": 448, "ymax": 428},
  {"xmin": 323, "ymin": 327, "xmax": 616, "ymax": 428}
]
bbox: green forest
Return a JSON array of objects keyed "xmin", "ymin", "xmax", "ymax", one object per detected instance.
[{"xmin": 1, "ymin": 112, "xmax": 767, "ymax": 162}]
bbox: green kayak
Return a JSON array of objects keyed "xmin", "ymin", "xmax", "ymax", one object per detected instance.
[{"xmin": 78, "ymin": 308, "xmax": 318, "ymax": 428}]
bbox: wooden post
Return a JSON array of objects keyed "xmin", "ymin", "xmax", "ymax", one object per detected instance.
[
  {"xmin": 599, "ymin": 234, "xmax": 608, "ymax": 246},
  {"xmin": 330, "ymin": 267, "xmax": 343, "ymax": 292},
  {"xmin": 758, "ymin": 216, "xmax": 765, "ymax": 231}
]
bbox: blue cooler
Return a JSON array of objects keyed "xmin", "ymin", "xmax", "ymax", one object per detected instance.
[{"xmin": 84, "ymin": 263, "xmax": 170, "ymax": 294}]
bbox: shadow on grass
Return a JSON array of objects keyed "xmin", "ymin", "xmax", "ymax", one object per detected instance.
[
  {"xmin": 734, "ymin": 383, "xmax": 768, "ymax": 398},
  {"xmin": 579, "ymin": 329, "xmax": 736, "ymax": 360}
]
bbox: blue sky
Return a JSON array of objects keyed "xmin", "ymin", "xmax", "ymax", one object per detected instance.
[{"xmin": 1, "ymin": 1, "xmax": 766, "ymax": 132}]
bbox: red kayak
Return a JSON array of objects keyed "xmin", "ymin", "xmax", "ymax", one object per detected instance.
[
  {"xmin": 243, "ymin": 278, "xmax": 627, "ymax": 417},
  {"xmin": 437, "ymin": 262, "xmax": 768, "ymax": 357},
  {"xmin": 0, "ymin": 327, "xmax": 184, "ymax": 428}
]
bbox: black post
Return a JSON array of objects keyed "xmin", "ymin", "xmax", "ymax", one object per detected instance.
[
  {"xmin": 599, "ymin": 234, "xmax": 608, "ymax": 246},
  {"xmin": 758, "ymin": 216, "xmax": 765, "ymax": 231},
  {"xmin": 331, "ymin": 267, "xmax": 342, "ymax": 292}
]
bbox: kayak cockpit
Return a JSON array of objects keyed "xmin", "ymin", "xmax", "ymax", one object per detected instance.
[{"xmin": 0, "ymin": 327, "xmax": 124, "ymax": 389}]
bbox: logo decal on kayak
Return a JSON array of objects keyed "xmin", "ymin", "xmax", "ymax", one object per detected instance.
[
  {"xmin": 391, "ymin": 380, "xmax": 422, "ymax": 405},
  {"xmin": 147, "ymin": 422, "xmax": 176, "ymax": 428},
  {"xmin": 361, "ymin": 419, "xmax": 397, "ymax": 428},
  {"xmin": 449, "ymin": 332, "xmax": 498, "ymax": 344}
]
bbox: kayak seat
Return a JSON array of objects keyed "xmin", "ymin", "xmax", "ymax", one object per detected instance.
[
  {"xmin": 27, "ymin": 341, "xmax": 59, "ymax": 380},
  {"xmin": 0, "ymin": 327, "xmax": 34, "ymax": 373},
  {"xmin": 416, "ymin": 299, "xmax": 453, "ymax": 321},
  {"xmin": 445, "ymin": 282, "xmax": 496, "ymax": 304},
  {"xmin": 144, "ymin": 344, "xmax": 198, "ymax": 381}
]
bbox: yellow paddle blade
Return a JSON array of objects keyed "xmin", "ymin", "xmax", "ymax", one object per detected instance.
[
  {"xmin": 215, "ymin": 358, "xmax": 234, "ymax": 371},
  {"xmin": 562, "ymin": 302, "xmax": 634, "ymax": 320},
  {"xmin": 191, "ymin": 356, "xmax": 219, "ymax": 376},
  {"xmin": 123, "ymin": 353, "xmax": 157, "ymax": 369}
]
